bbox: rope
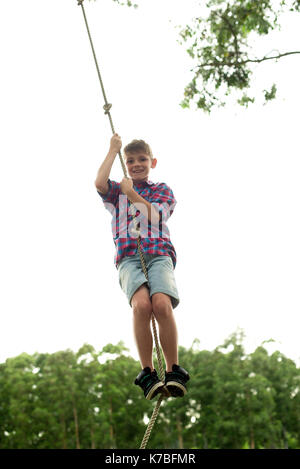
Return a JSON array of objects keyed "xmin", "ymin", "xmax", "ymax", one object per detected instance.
[
  {"xmin": 77, "ymin": 0, "xmax": 127, "ymax": 177},
  {"xmin": 140, "ymin": 394, "xmax": 164, "ymax": 449},
  {"xmin": 77, "ymin": 0, "xmax": 168, "ymax": 448}
]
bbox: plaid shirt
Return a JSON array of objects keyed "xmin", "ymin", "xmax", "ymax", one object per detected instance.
[{"xmin": 97, "ymin": 179, "xmax": 177, "ymax": 268}]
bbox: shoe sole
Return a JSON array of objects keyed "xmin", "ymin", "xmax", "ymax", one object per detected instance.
[
  {"xmin": 166, "ymin": 381, "xmax": 187, "ymax": 398},
  {"xmin": 146, "ymin": 382, "xmax": 166, "ymax": 400}
]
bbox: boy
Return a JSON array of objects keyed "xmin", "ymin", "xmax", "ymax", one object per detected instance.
[{"xmin": 95, "ymin": 133, "xmax": 189, "ymax": 400}]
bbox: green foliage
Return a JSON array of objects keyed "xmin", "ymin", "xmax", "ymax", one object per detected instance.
[
  {"xmin": 263, "ymin": 83, "xmax": 277, "ymax": 102},
  {"xmin": 237, "ymin": 93, "xmax": 255, "ymax": 107},
  {"xmin": 87, "ymin": 0, "xmax": 138, "ymax": 8},
  {"xmin": 0, "ymin": 333, "xmax": 299, "ymax": 449},
  {"xmin": 179, "ymin": 0, "xmax": 300, "ymax": 112},
  {"xmin": 113, "ymin": 0, "xmax": 138, "ymax": 7},
  {"xmin": 84, "ymin": 0, "xmax": 298, "ymax": 112}
]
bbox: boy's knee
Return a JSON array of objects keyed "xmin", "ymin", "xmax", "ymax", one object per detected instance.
[
  {"xmin": 152, "ymin": 293, "xmax": 173, "ymax": 320},
  {"xmin": 132, "ymin": 294, "xmax": 152, "ymax": 321}
]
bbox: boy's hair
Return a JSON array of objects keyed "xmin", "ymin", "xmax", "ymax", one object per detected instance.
[{"xmin": 124, "ymin": 139, "xmax": 153, "ymax": 160}]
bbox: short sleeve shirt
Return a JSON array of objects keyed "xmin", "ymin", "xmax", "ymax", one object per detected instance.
[{"xmin": 97, "ymin": 179, "xmax": 177, "ymax": 268}]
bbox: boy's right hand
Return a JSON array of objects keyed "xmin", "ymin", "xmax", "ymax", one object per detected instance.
[{"xmin": 110, "ymin": 133, "xmax": 122, "ymax": 154}]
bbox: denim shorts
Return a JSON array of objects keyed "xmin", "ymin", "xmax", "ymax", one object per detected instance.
[{"xmin": 118, "ymin": 254, "xmax": 180, "ymax": 309}]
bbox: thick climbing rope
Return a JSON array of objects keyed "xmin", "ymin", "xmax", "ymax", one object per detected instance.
[{"xmin": 76, "ymin": 0, "xmax": 169, "ymax": 449}]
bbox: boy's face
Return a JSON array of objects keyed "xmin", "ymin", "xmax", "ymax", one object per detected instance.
[{"xmin": 124, "ymin": 151, "xmax": 157, "ymax": 182}]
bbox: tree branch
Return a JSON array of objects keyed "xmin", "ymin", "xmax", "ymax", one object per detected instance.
[
  {"xmin": 214, "ymin": 9, "xmax": 241, "ymax": 63},
  {"xmin": 197, "ymin": 50, "xmax": 300, "ymax": 69}
]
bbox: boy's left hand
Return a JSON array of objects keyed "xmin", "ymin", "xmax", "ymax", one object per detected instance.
[{"xmin": 120, "ymin": 177, "xmax": 134, "ymax": 195}]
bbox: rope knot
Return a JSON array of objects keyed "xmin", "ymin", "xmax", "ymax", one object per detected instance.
[
  {"xmin": 77, "ymin": 0, "xmax": 84, "ymax": 5},
  {"xmin": 103, "ymin": 103, "xmax": 112, "ymax": 114}
]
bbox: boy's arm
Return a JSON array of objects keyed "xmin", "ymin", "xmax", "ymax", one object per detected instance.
[
  {"xmin": 120, "ymin": 178, "xmax": 160, "ymax": 225},
  {"xmin": 94, "ymin": 134, "xmax": 122, "ymax": 194}
]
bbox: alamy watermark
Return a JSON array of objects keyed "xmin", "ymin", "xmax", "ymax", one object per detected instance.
[{"xmin": 104, "ymin": 194, "xmax": 175, "ymax": 239}]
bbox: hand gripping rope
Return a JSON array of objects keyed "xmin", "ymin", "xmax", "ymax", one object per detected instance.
[{"xmin": 76, "ymin": 0, "xmax": 170, "ymax": 449}]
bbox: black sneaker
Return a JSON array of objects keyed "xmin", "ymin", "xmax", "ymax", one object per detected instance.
[
  {"xmin": 134, "ymin": 367, "xmax": 165, "ymax": 400},
  {"xmin": 165, "ymin": 364, "xmax": 190, "ymax": 397}
]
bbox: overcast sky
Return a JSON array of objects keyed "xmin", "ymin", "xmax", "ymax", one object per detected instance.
[{"xmin": 0, "ymin": 0, "xmax": 299, "ymax": 365}]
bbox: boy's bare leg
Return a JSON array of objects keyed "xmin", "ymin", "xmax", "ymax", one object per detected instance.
[
  {"xmin": 131, "ymin": 285, "xmax": 154, "ymax": 370},
  {"xmin": 151, "ymin": 293, "xmax": 178, "ymax": 373}
]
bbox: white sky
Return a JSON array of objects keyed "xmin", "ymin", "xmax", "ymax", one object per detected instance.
[{"xmin": 0, "ymin": 0, "xmax": 299, "ymax": 365}]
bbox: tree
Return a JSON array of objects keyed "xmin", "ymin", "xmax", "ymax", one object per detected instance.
[
  {"xmin": 0, "ymin": 336, "xmax": 299, "ymax": 449},
  {"xmin": 249, "ymin": 346, "xmax": 300, "ymax": 448},
  {"xmin": 34, "ymin": 350, "xmax": 82, "ymax": 449},
  {"xmin": 1, "ymin": 353, "xmax": 39, "ymax": 448},
  {"xmin": 95, "ymin": 342, "xmax": 148, "ymax": 449},
  {"xmin": 242, "ymin": 362, "xmax": 279, "ymax": 448},
  {"xmin": 179, "ymin": 0, "xmax": 300, "ymax": 112},
  {"xmin": 87, "ymin": 0, "xmax": 299, "ymax": 112}
]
